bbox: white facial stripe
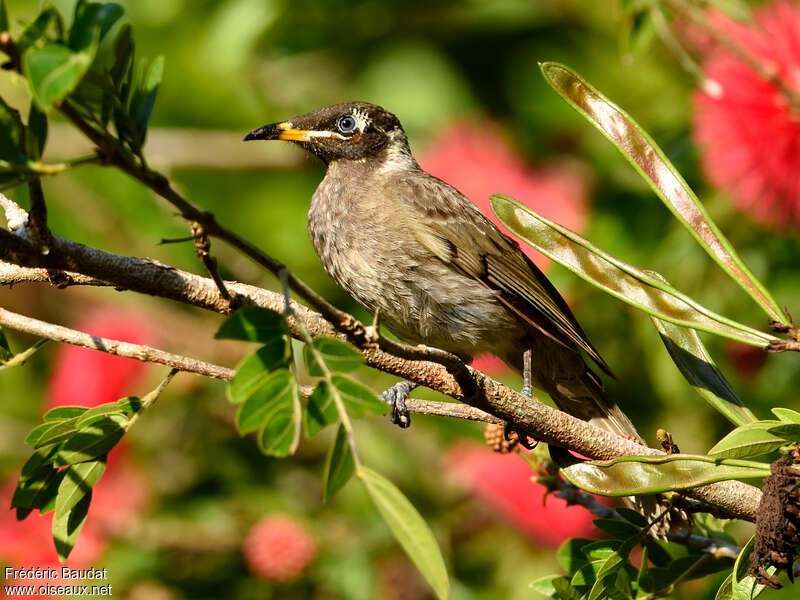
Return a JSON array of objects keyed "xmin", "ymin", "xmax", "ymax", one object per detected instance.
[{"xmin": 306, "ymin": 130, "xmax": 347, "ymax": 140}]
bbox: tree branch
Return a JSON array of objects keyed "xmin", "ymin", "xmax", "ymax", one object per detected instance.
[
  {"xmin": 0, "ymin": 307, "xmax": 234, "ymax": 381},
  {"xmin": 0, "ymin": 218, "xmax": 764, "ymax": 522}
]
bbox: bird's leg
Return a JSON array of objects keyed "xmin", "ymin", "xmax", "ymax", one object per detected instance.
[
  {"xmin": 521, "ymin": 347, "xmax": 533, "ymax": 399},
  {"xmin": 504, "ymin": 349, "xmax": 537, "ymax": 449},
  {"xmin": 382, "ymin": 380, "xmax": 417, "ymax": 429}
]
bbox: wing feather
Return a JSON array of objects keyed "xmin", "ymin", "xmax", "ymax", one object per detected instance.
[{"xmin": 388, "ymin": 171, "xmax": 613, "ymax": 376}]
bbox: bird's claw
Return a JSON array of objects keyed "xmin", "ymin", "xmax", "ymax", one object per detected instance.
[
  {"xmin": 503, "ymin": 422, "xmax": 538, "ymax": 450},
  {"xmin": 382, "ymin": 381, "xmax": 415, "ymax": 429}
]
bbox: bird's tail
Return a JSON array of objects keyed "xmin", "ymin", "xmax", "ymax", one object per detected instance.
[{"xmin": 532, "ymin": 344, "xmax": 678, "ymax": 535}]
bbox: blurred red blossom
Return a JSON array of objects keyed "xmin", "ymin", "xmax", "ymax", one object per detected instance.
[
  {"xmin": 1, "ymin": 307, "xmax": 155, "ymax": 596},
  {"xmin": 444, "ymin": 443, "xmax": 597, "ymax": 548},
  {"xmin": 725, "ymin": 341, "xmax": 768, "ymax": 379},
  {"xmin": 243, "ymin": 515, "xmax": 317, "ymax": 581},
  {"xmin": 692, "ymin": 1, "xmax": 800, "ymax": 230},
  {"xmin": 47, "ymin": 307, "xmax": 158, "ymax": 408},
  {"xmin": 420, "ymin": 120, "xmax": 590, "ymax": 375}
]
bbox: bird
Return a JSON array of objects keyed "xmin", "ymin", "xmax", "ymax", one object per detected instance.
[{"xmin": 244, "ymin": 101, "xmax": 642, "ymax": 445}]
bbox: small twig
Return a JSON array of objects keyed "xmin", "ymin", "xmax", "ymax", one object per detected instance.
[
  {"xmin": 767, "ymin": 339, "xmax": 800, "ymax": 353},
  {"xmin": 666, "ymin": 529, "xmax": 740, "ymax": 560},
  {"xmin": 159, "ymin": 234, "xmax": 201, "ymax": 245},
  {"xmin": 25, "ymin": 178, "xmax": 51, "ymax": 253},
  {"xmin": 0, "ymin": 307, "xmax": 234, "ymax": 380},
  {"xmin": 191, "ymin": 222, "xmax": 231, "ymax": 301},
  {"xmin": 123, "ymin": 368, "xmax": 178, "ymax": 431},
  {"xmin": 403, "ymin": 399, "xmax": 502, "ymax": 424},
  {"xmin": 0, "ymin": 337, "xmax": 48, "ymax": 369}
]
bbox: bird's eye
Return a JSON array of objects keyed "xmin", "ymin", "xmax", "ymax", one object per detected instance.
[{"xmin": 336, "ymin": 115, "xmax": 357, "ymax": 134}]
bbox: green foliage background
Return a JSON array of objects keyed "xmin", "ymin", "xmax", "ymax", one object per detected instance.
[{"xmin": 0, "ymin": 0, "xmax": 799, "ymax": 598}]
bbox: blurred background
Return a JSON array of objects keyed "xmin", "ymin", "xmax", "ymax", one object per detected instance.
[{"xmin": 1, "ymin": 0, "xmax": 799, "ymax": 598}]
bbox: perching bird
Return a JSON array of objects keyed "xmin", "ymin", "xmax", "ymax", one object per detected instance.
[{"xmin": 243, "ymin": 102, "xmax": 641, "ymax": 443}]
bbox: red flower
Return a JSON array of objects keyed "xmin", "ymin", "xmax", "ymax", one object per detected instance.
[
  {"xmin": 243, "ymin": 516, "xmax": 317, "ymax": 581},
  {"xmin": 444, "ymin": 443, "xmax": 598, "ymax": 548},
  {"xmin": 420, "ymin": 121, "xmax": 590, "ymax": 375},
  {"xmin": 692, "ymin": 1, "xmax": 800, "ymax": 230}
]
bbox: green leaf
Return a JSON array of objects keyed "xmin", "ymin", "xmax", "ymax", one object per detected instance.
[
  {"xmin": 615, "ymin": 507, "xmax": 648, "ymax": 528},
  {"xmin": 716, "ymin": 572, "xmax": 734, "ymax": 600},
  {"xmin": 730, "ymin": 536, "xmax": 774, "ymax": 599},
  {"xmin": 215, "ymin": 306, "xmax": 287, "ymax": 343},
  {"xmin": 256, "ymin": 380, "xmax": 300, "ymax": 457},
  {"xmin": 24, "ymin": 422, "xmax": 58, "ymax": 446},
  {"xmin": 0, "ymin": 98, "xmax": 23, "ymax": 162},
  {"xmin": 35, "ymin": 417, "xmax": 81, "ymax": 447},
  {"xmin": 708, "ymin": 422, "xmax": 786, "ymax": 459},
  {"xmin": 331, "ymin": 375, "xmax": 387, "ymax": 417},
  {"xmin": 772, "ymin": 407, "xmax": 800, "ymax": 424},
  {"xmin": 304, "ymin": 381, "xmax": 338, "ymax": 437},
  {"xmin": 322, "ymin": 424, "xmax": 354, "ymax": 502},
  {"xmin": 109, "ymin": 22, "xmax": 132, "ymax": 89},
  {"xmin": 556, "ymin": 538, "xmax": 593, "ymax": 575},
  {"xmin": 25, "ymin": 101, "xmax": 48, "ymax": 159},
  {"xmin": 69, "ymin": 1, "xmax": 124, "ymax": 51},
  {"xmin": 116, "ymin": 396, "xmax": 143, "ymax": 414},
  {"xmin": 228, "ymin": 338, "xmax": 292, "ymax": 404},
  {"xmin": 24, "ymin": 43, "xmax": 96, "ymax": 110},
  {"xmin": 531, "ymin": 575, "xmax": 580, "ymax": 600},
  {"xmin": 16, "ymin": 8, "xmax": 60, "ymax": 53},
  {"xmin": 0, "ymin": 1, "xmax": 8, "ymax": 32},
  {"xmin": 640, "ymin": 555, "xmax": 712, "ymax": 594},
  {"xmin": 11, "ymin": 448, "xmax": 63, "ymax": 515},
  {"xmin": 54, "ymin": 459, "xmax": 106, "ymax": 515},
  {"xmin": 131, "ymin": 55, "xmax": 163, "ymax": 144},
  {"xmin": 580, "ymin": 540, "xmax": 622, "ymax": 562},
  {"xmin": 53, "ymin": 489, "xmax": 91, "ymax": 562},
  {"xmin": 54, "ymin": 417, "xmax": 125, "ymax": 465},
  {"xmin": 44, "ymin": 405, "xmax": 88, "ymax": 421},
  {"xmin": 652, "ymin": 318, "xmax": 756, "ymax": 426},
  {"xmin": 592, "ymin": 518, "xmax": 641, "ymax": 540},
  {"xmin": 236, "ymin": 369, "xmax": 300, "ymax": 457},
  {"xmin": 490, "ymin": 194, "xmax": 773, "ymax": 347},
  {"xmin": 0, "ymin": 327, "xmax": 11, "ymax": 361},
  {"xmin": 358, "ymin": 466, "xmax": 449, "ymax": 600},
  {"xmin": 236, "ymin": 369, "xmax": 293, "ymax": 433},
  {"xmin": 304, "ymin": 336, "xmax": 363, "ymax": 376},
  {"xmin": 538, "ymin": 61, "xmax": 787, "ymax": 324},
  {"xmin": 587, "ymin": 537, "xmax": 638, "ymax": 600},
  {"xmin": 75, "ymin": 402, "xmax": 127, "ymax": 428},
  {"xmin": 767, "ymin": 423, "xmax": 800, "ymax": 442},
  {"xmin": 560, "ymin": 454, "xmax": 770, "ymax": 496},
  {"xmin": 570, "ymin": 560, "xmax": 604, "ymax": 587}
]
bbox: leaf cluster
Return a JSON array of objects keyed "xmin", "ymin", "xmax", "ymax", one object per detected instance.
[
  {"xmin": 533, "ymin": 509, "xmax": 737, "ymax": 600},
  {"xmin": 11, "ymin": 397, "xmax": 143, "ymax": 561}
]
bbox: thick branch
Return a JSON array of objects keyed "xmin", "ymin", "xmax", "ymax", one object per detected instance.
[{"xmin": 0, "ymin": 224, "xmax": 763, "ymax": 522}]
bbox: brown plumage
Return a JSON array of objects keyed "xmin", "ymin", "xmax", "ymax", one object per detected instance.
[{"xmin": 245, "ymin": 101, "xmax": 640, "ymax": 441}]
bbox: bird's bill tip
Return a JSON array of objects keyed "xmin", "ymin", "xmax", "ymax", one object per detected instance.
[{"xmin": 244, "ymin": 121, "xmax": 339, "ymax": 142}]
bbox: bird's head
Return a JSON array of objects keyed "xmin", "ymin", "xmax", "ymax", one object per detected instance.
[{"xmin": 244, "ymin": 102, "xmax": 407, "ymax": 164}]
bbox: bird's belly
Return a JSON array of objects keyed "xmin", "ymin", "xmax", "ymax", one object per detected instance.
[{"xmin": 312, "ymin": 230, "xmax": 519, "ymax": 358}]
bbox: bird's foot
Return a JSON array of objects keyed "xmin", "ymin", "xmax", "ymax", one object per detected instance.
[
  {"xmin": 381, "ymin": 380, "xmax": 417, "ymax": 429},
  {"xmin": 503, "ymin": 422, "xmax": 538, "ymax": 450}
]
